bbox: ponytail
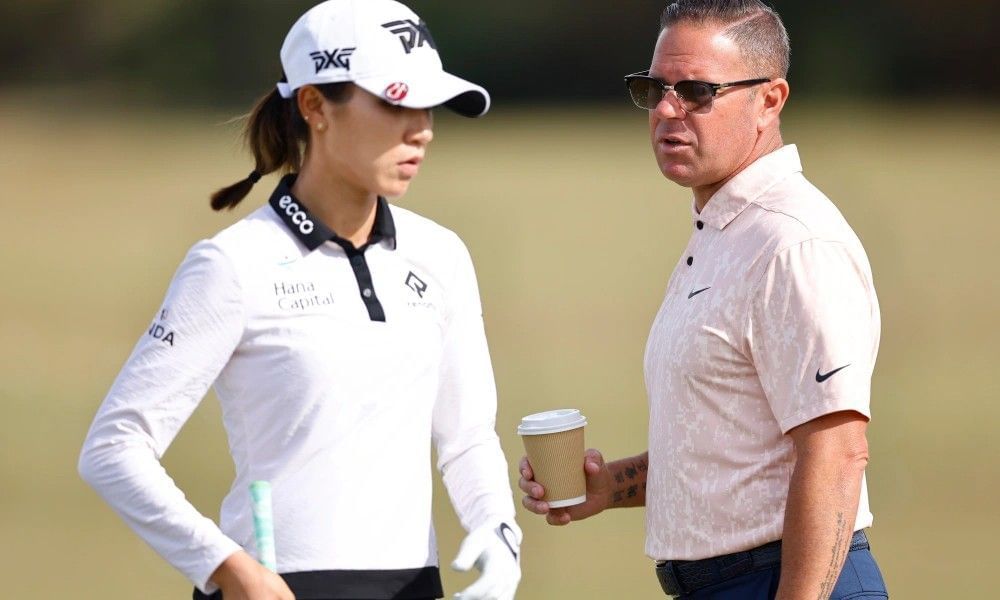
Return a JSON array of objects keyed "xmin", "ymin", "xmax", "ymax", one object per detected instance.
[
  {"xmin": 211, "ymin": 83, "xmax": 304, "ymax": 211},
  {"xmin": 210, "ymin": 77, "xmax": 354, "ymax": 211}
]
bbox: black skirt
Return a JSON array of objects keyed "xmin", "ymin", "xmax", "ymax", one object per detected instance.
[{"xmin": 193, "ymin": 566, "xmax": 443, "ymax": 600}]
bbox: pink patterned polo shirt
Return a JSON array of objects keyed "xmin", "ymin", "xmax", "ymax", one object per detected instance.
[{"xmin": 644, "ymin": 144, "xmax": 879, "ymax": 561}]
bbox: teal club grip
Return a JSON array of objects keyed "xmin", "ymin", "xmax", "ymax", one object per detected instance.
[{"xmin": 249, "ymin": 481, "xmax": 277, "ymax": 571}]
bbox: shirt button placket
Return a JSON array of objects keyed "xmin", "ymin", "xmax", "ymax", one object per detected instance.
[{"xmin": 687, "ymin": 220, "xmax": 703, "ymax": 266}]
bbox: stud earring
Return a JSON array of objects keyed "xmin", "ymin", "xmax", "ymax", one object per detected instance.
[{"xmin": 317, "ymin": 122, "xmax": 326, "ymax": 132}]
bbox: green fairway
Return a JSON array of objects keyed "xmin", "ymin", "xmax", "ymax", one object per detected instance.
[{"xmin": 1, "ymin": 96, "xmax": 996, "ymax": 598}]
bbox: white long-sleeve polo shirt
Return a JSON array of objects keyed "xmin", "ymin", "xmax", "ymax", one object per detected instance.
[{"xmin": 79, "ymin": 175, "xmax": 517, "ymax": 598}]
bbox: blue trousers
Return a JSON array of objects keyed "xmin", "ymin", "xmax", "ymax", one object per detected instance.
[{"xmin": 677, "ymin": 546, "xmax": 888, "ymax": 599}]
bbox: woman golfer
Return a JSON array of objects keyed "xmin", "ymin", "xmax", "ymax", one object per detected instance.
[{"xmin": 78, "ymin": 1, "xmax": 521, "ymax": 599}]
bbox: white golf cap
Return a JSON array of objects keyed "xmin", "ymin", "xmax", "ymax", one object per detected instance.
[{"xmin": 277, "ymin": 0, "xmax": 490, "ymax": 117}]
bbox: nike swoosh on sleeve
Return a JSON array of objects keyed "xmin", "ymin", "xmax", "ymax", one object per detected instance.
[{"xmin": 816, "ymin": 364, "xmax": 850, "ymax": 382}]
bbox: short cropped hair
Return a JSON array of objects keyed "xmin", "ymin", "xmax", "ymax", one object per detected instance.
[{"xmin": 660, "ymin": 0, "xmax": 790, "ymax": 79}]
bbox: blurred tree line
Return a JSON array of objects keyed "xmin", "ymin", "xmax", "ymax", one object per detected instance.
[{"xmin": 1, "ymin": 0, "xmax": 997, "ymax": 107}]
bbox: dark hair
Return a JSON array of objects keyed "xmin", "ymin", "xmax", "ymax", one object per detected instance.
[
  {"xmin": 210, "ymin": 77, "xmax": 353, "ymax": 211},
  {"xmin": 660, "ymin": 0, "xmax": 790, "ymax": 80}
]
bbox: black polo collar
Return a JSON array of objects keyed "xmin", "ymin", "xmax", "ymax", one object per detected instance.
[{"xmin": 268, "ymin": 174, "xmax": 397, "ymax": 252}]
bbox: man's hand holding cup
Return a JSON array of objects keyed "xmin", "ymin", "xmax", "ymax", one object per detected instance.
[
  {"xmin": 519, "ymin": 448, "xmax": 613, "ymax": 526},
  {"xmin": 516, "ymin": 409, "xmax": 614, "ymax": 526}
]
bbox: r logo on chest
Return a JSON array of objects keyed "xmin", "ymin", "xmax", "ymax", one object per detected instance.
[{"xmin": 405, "ymin": 271, "xmax": 428, "ymax": 298}]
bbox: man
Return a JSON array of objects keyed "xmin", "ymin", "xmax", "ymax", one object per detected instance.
[{"xmin": 519, "ymin": 2, "xmax": 888, "ymax": 598}]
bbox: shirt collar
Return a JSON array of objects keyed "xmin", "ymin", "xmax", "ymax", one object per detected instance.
[
  {"xmin": 693, "ymin": 144, "xmax": 802, "ymax": 230},
  {"xmin": 268, "ymin": 173, "xmax": 397, "ymax": 252}
]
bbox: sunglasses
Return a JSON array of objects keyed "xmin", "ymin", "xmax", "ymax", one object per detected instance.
[{"xmin": 624, "ymin": 70, "xmax": 771, "ymax": 111}]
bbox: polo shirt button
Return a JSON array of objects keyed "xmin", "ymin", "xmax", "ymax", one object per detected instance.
[
  {"xmin": 696, "ymin": 220, "xmax": 704, "ymax": 230},
  {"xmin": 687, "ymin": 256, "xmax": 694, "ymax": 266},
  {"xmin": 362, "ymin": 288, "xmax": 373, "ymax": 298}
]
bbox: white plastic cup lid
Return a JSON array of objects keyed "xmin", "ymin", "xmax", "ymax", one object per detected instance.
[{"xmin": 517, "ymin": 409, "xmax": 587, "ymax": 435}]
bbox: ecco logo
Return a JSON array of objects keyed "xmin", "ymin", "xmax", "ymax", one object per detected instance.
[
  {"xmin": 381, "ymin": 19, "xmax": 436, "ymax": 54},
  {"xmin": 278, "ymin": 195, "xmax": 315, "ymax": 235},
  {"xmin": 309, "ymin": 47, "xmax": 356, "ymax": 73}
]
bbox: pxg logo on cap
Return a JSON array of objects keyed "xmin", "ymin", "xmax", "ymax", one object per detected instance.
[
  {"xmin": 380, "ymin": 19, "xmax": 436, "ymax": 54},
  {"xmin": 309, "ymin": 47, "xmax": 356, "ymax": 73}
]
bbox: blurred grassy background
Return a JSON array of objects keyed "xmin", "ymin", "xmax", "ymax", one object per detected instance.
[{"xmin": 1, "ymin": 95, "xmax": 997, "ymax": 598}]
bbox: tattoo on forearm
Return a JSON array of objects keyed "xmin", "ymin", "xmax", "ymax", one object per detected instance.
[
  {"xmin": 625, "ymin": 457, "xmax": 648, "ymax": 480},
  {"xmin": 816, "ymin": 511, "xmax": 849, "ymax": 599},
  {"xmin": 611, "ymin": 456, "xmax": 649, "ymax": 506}
]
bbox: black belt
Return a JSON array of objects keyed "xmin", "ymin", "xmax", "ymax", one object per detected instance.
[{"xmin": 655, "ymin": 530, "xmax": 869, "ymax": 598}]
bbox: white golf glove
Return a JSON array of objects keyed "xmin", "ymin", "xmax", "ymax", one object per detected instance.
[{"xmin": 451, "ymin": 520, "xmax": 522, "ymax": 600}]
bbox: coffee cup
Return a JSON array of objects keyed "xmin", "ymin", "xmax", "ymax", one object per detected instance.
[{"xmin": 517, "ymin": 409, "xmax": 587, "ymax": 508}]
